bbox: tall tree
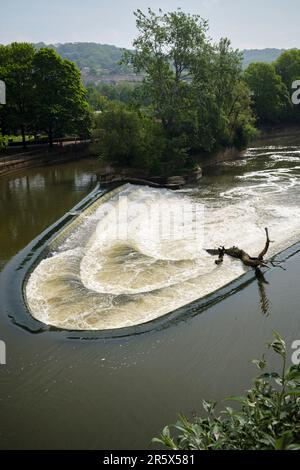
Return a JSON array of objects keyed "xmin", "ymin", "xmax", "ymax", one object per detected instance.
[
  {"xmin": 275, "ymin": 50, "xmax": 300, "ymax": 122},
  {"xmin": 124, "ymin": 8, "xmax": 255, "ymax": 166},
  {"xmin": 244, "ymin": 62, "xmax": 291, "ymax": 124},
  {"xmin": 125, "ymin": 9, "xmax": 209, "ymax": 134},
  {"xmin": 275, "ymin": 50, "xmax": 300, "ymax": 88},
  {"xmin": 0, "ymin": 43, "xmax": 35, "ymax": 148},
  {"xmin": 32, "ymin": 48, "xmax": 91, "ymax": 146}
]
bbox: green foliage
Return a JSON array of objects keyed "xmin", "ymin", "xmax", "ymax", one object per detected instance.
[
  {"xmin": 233, "ymin": 123, "xmax": 259, "ymax": 150},
  {"xmin": 35, "ymin": 42, "xmax": 132, "ymax": 75},
  {"xmin": 0, "ymin": 43, "xmax": 91, "ymax": 147},
  {"xmin": 243, "ymin": 50, "xmax": 300, "ymax": 126},
  {"xmin": 86, "ymin": 82, "xmax": 140, "ymax": 109},
  {"xmin": 123, "ymin": 8, "xmax": 256, "ymax": 159},
  {"xmin": 33, "ymin": 48, "xmax": 91, "ymax": 145},
  {"xmin": 32, "ymin": 42, "xmax": 285, "ymax": 78},
  {"xmin": 275, "ymin": 50, "xmax": 300, "ymax": 123},
  {"xmin": 244, "ymin": 62, "xmax": 291, "ymax": 124},
  {"xmin": 92, "ymin": 101, "xmax": 164, "ymax": 172},
  {"xmin": 154, "ymin": 333, "xmax": 300, "ymax": 450},
  {"xmin": 275, "ymin": 50, "xmax": 300, "ymax": 89},
  {"xmin": 0, "ymin": 43, "xmax": 36, "ymax": 145},
  {"xmin": 0, "ymin": 132, "xmax": 8, "ymax": 150}
]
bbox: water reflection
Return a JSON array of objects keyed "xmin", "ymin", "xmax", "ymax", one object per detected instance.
[
  {"xmin": 0, "ymin": 159, "xmax": 98, "ymax": 271},
  {"xmin": 255, "ymin": 268, "xmax": 270, "ymax": 315}
]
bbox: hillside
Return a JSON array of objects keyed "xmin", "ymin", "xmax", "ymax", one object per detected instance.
[
  {"xmin": 34, "ymin": 43, "xmax": 294, "ymax": 83},
  {"xmin": 242, "ymin": 48, "xmax": 287, "ymax": 68},
  {"xmin": 35, "ymin": 42, "xmax": 138, "ymax": 84}
]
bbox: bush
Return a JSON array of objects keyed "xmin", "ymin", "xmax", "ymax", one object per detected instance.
[
  {"xmin": 0, "ymin": 132, "xmax": 8, "ymax": 150},
  {"xmin": 92, "ymin": 102, "xmax": 166, "ymax": 173},
  {"xmin": 234, "ymin": 123, "xmax": 260, "ymax": 150},
  {"xmin": 153, "ymin": 333, "xmax": 300, "ymax": 450}
]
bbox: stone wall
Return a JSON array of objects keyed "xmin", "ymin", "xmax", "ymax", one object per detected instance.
[{"xmin": 0, "ymin": 143, "xmax": 91, "ymax": 177}]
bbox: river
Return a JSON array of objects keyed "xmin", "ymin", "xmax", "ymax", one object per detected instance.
[{"xmin": 0, "ymin": 136, "xmax": 299, "ymax": 449}]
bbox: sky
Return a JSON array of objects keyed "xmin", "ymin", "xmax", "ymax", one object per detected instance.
[{"xmin": 0, "ymin": 0, "xmax": 299, "ymax": 50}]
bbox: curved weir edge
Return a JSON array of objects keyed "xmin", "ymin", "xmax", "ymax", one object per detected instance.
[{"xmin": 1, "ymin": 182, "xmax": 299, "ymax": 339}]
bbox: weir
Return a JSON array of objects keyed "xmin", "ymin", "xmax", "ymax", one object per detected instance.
[{"xmin": 24, "ymin": 145, "xmax": 300, "ymax": 331}]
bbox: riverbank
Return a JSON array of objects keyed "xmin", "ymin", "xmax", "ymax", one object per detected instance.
[
  {"xmin": 95, "ymin": 147, "xmax": 247, "ymax": 188},
  {"xmin": 0, "ymin": 142, "xmax": 91, "ymax": 177},
  {"xmin": 0, "ymin": 142, "xmax": 243, "ymax": 187},
  {"xmin": 255, "ymin": 124, "xmax": 300, "ymax": 145},
  {"xmin": 97, "ymin": 165, "xmax": 203, "ymax": 189},
  {"xmin": 1, "ymin": 124, "xmax": 299, "ymax": 184}
]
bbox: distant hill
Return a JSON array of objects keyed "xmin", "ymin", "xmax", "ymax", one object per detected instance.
[
  {"xmin": 242, "ymin": 48, "xmax": 287, "ymax": 68},
  {"xmin": 35, "ymin": 42, "xmax": 138, "ymax": 84},
  {"xmin": 34, "ymin": 43, "xmax": 293, "ymax": 83}
]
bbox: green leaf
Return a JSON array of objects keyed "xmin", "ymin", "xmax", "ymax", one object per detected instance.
[
  {"xmin": 287, "ymin": 444, "xmax": 300, "ymax": 450},
  {"xmin": 269, "ymin": 332, "xmax": 286, "ymax": 358},
  {"xmin": 252, "ymin": 356, "xmax": 267, "ymax": 370},
  {"xmin": 202, "ymin": 400, "xmax": 217, "ymax": 414}
]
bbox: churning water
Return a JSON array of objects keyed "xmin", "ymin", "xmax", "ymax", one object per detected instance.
[{"xmin": 25, "ymin": 146, "xmax": 300, "ymax": 330}]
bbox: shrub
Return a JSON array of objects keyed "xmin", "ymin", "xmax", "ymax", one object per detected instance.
[
  {"xmin": 153, "ymin": 333, "xmax": 300, "ymax": 450},
  {"xmin": 92, "ymin": 102, "xmax": 166, "ymax": 173},
  {"xmin": 0, "ymin": 132, "xmax": 8, "ymax": 150}
]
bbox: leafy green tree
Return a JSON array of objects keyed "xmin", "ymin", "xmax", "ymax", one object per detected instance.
[
  {"xmin": 32, "ymin": 48, "xmax": 91, "ymax": 146},
  {"xmin": 244, "ymin": 62, "xmax": 291, "ymax": 124},
  {"xmin": 275, "ymin": 50, "xmax": 300, "ymax": 88},
  {"xmin": 92, "ymin": 101, "xmax": 164, "ymax": 171},
  {"xmin": 124, "ymin": 8, "xmax": 255, "ymax": 164},
  {"xmin": 125, "ymin": 9, "xmax": 208, "ymax": 137},
  {"xmin": 86, "ymin": 88, "xmax": 110, "ymax": 112},
  {"xmin": 86, "ymin": 82, "xmax": 142, "ymax": 110},
  {"xmin": 191, "ymin": 38, "xmax": 256, "ymax": 151},
  {"xmin": 0, "ymin": 43, "xmax": 35, "ymax": 147},
  {"xmin": 275, "ymin": 50, "xmax": 300, "ymax": 122}
]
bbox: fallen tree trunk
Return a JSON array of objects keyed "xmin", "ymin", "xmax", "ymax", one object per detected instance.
[{"xmin": 207, "ymin": 228, "xmax": 272, "ymax": 269}]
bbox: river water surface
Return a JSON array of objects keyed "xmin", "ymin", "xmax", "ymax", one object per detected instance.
[{"xmin": 0, "ymin": 136, "xmax": 300, "ymax": 449}]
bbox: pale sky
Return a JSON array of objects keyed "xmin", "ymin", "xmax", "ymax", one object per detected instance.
[{"xmin": 0, "ymin": 0, "xmax": 299, "ymax": 50}]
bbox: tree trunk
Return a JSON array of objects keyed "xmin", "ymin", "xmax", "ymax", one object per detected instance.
[
  {"xmin": 207, "ymin": 228, "xmax": 272, "ymax": 269},
  {"xmin": 48, "ymin": 126, "xmax": 53, "ymax": 148},
  {"xmin": 21, "ymin": 124, "xmax": 26, "ymax": 149}
]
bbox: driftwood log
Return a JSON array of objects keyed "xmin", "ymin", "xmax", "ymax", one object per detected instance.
[{"xmin": 207, "ymin": 228, "xmax": 272, "ymax": 269}]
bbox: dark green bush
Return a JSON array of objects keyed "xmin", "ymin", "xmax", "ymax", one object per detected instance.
[
  {"xmin": 154, "ymin": 333, "xmax": 300, "ymax": 450},
  {"xmin": 92, "ymin": 101, "xmax": 168, "ymax": 173},
  {"xmin": 0, "ymin": 132, "xmax": 8, "ymax": 150}
]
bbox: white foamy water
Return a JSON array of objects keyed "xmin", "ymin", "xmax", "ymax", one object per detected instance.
[{"xmin": 26, "ymin": 145, "xmax": 300, "ymax": 330}]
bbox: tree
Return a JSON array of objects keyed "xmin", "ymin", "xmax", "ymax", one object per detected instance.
[
  {"xmin": 191, "ymin": 38, "xmax": 256, "ymax": 151},
  {"xmin": 0, "ymin": 43, "xmax": 35, "ymax": 148},
  {"xmin": 275, "ymin": 50, "xmax": 300, "ymax": 88},
  {"xmin": 92, "ymin": 101, "xmax": 164, "ymax": 171},
  {"xmin": 86, "ymin": 82, "xmax": 140, "ymax": 110},
  {"xmin": 125, "ymin": 9, "xmax": 209, "ymax": 138},
  {"xmin": 244, "ymin": 62, "xmax": 291, "ymax": 124},
  {"xmin": 124, "ymin": 8, "xmax": 255, "ymax": 165},
  {"xmin": 275, "ymin": 50, "xmax": 300, "ymax": 122},
  {"xmin": 32, "ymin": 48, "xmax": 91, "ymax": 146}
]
